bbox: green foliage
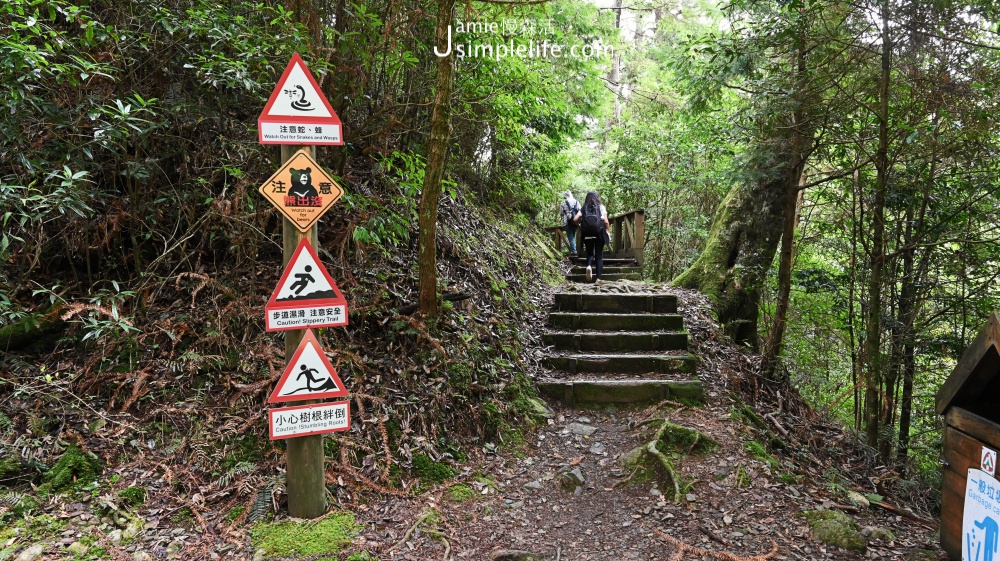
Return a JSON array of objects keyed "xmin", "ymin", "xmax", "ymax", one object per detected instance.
[
  {"xmin": 249, "ymin": 513, "xmax": 359, "ymax": 558},
  {"xmin": 411, "ymin": 455, "xmax": 456, "ymax": 484}
]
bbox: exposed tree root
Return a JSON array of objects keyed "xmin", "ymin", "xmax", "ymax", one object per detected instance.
[{"xmin": 654, "ymin": 528, "xmax": 779, "ymax": 561}]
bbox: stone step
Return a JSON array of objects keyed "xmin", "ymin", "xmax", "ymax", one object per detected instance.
[
  {"xmin": 554, "ymin": 293, "xmax": 678, "ymax": 314},
  {"xmin": 569, "ymin": 265, "xmax": 642, "ymax": 275},
  {"xmin": 566, "ymin": 273, "xmax": 642, "ymax": 282},
  {"xmin": 543, "ymin": 331, "xmax": 688, "ymax": 352},
  {"xmin": 547, "ymin": 312, "xmax": 684, "ymax": 331},
  {"xmin": 537, "ymin": 379, "xmax": 705, "ymax": 405},
  {"xmin": 544, "ymin": 352, "xmax": 697, "ymax": 374},
  {"xmin": 570, "ymin": 252, "xmax": 636, "ymax": 267}
]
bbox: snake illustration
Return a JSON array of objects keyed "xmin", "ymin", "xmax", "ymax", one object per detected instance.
[{"xmin": 290, "ymin": 85, "xmax": 314, "ymax": 111}]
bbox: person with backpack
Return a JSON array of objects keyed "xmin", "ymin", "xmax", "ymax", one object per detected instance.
[
  {"xmin": 559, "ymin": 190, "xmax": 580, "ymax": 254},
  {"xmin": 574, "ymin": 191, "xmax": 610, "ymax": 284}
]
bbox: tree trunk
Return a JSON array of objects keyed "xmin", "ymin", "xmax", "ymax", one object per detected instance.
[
  {"xmin": 865, "ymin": 0, "xmax": 891, "ymax": 454},
  {"xmin": 761, "ymin": 171, "xmax": 805, "ymax": 380},
  {"xmin": 417, "ymin": 0, "xmax": 456, "ymax": 319},
  {"xmin": 672, "ymin": 147, "xmax": 792, "ymax": 349}
]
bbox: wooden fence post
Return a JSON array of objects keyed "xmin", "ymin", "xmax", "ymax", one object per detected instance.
[{"xmin": 281, "ymin": 144, "xmax": 326, "ymax": 519}]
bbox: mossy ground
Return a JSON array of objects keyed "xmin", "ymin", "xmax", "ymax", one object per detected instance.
[
  {"xmin": 249, "ymin": 513, "xmax": 364, "ymax": 558},
  {"xmin": 38, "ymin": 444, "xmax": 102, "ymax": 495},
  {"xmin": 445, "ymin": 484, "xmax": 476, "ymax": 502}
]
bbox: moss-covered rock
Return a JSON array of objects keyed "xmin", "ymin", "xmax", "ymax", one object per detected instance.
[
  {"xmin": 117, "ymin": 486, "xmax": 146, "ymax": 508},
  {"xmin": 38, "ymin": 444, "xmax": 101, "ymax": 494},
  {"xmin": 804, "ymin": 510, "xmax": 866, "ymax": 552},
  {"xmin": 412, "ymin": 455, "xmax": 456, "ymax": 484}
]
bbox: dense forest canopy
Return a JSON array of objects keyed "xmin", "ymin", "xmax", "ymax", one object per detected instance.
[{"xmin": 3, "ymin": 0, "xmax": 1000, "ymax": 529}]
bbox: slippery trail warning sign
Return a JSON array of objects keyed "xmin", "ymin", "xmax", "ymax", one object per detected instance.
[
  {"xmin": 258, "ymin": 149, "xmax": 344, "ymax": 233},
  {"xmin": 258, "ymin": 53, "xmax": 343, "ymax": 145},
  {"xmin": 266, "ymin": 238, "xmax": 348, "ymax": 331},
  {"xmin": 269, "ymin": 401, "xmax": 350, "ymax": 440},
  {"xmin": 269, "ymin": 330, "xmax": 348, "ymax": 403}
]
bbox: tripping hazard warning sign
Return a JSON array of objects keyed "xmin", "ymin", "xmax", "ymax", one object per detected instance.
[
  {"xmin": 265, "ymin": 238, "xmax": 348, "ymax": 331},
  {"xmin": 269, "ymin": 401, "xmax": 350, "ymax": 440},
  {"xmin": 269, "ymin": 330, "xmax": 348, "ymax": 403}
]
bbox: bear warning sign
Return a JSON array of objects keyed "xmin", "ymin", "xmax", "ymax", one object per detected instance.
[
  {"xmin": 258, "ymin": 149, "xmax": 344, "ymax": 233},
  {"xmin": 265, "ymin": 238, "xmax": 348, "ymax": 332}
]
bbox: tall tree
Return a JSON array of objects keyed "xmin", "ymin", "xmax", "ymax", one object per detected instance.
[{"xmin": 418, "ymin": 0, "xmax": 457, "ymax": 318}]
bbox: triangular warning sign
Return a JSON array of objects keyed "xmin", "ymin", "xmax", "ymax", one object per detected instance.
[
  {"xmin": 269, "ymin": 330, "xmax": 348, "ymax": 403},
  {"xmin": 265, "ymin": 238, "xmax": 348, "ymax": 332},
  {"xmin": 258, "ymin": 53, "xmax": 343, "ymax": 145}
]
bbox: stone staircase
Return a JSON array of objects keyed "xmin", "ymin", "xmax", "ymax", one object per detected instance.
[
  {"xmin": 565, "ymin": 256, "xmax": 642, "ymax": 283},
  {"xmin": 537, "ymin": 290, "xmax": 704, "ymax": 406}
]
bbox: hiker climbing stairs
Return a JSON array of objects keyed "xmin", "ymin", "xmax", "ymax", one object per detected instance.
[{"xmin": 537, "ymin": 290, "xmax": 704, "ymax": 405}]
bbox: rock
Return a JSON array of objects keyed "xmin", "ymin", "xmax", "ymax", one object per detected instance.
[
  {"xmin": 846, "ymin": 490, "xmax": 870, "ymax": 509},
  {"xmin": 523, "ymin": 480, "xmax": 544, "ymax": 491},
  {"xmin": 252, "ymin": 548, "xmax": 266, "ymax": 561},
  {"xmin": 67, "ymin": 542, "xmax": 89, "ymax": 556},
  {"xmin": 492, "ymin": 550, "xmax": 543, "ymax": 561},
  {"xmin": 566, "ymin": 423, "xmax": 597, "ymax": 436},
  {"xmin": 865, "ymin": 526, "xmax": 895, "ymax": 541},
  {"xmin": 589, "ymin": 442, "xmax": 607, "ymax": 455},
  {"xmin": 525, "ymin": 397, "xmax": 555, "ymax": 420},
  {"xmin": 559, "ymin": 467, "xmax": 585, "ymax": 492},
  {"xmin": 577, "ymin": 417, "xmax": 592, "ymax": 424},
  {"xmin": 132, "ymin": 552, "xmax": 153, "ymax": 561},
  {"xmin": 806, "ymin": 510, "xmax": 867, "ymax": 553},
  {"xmin": 15, "ymin": 545, "xmax": 45, "ymax": 561},
  {"xmin": 166, "ymin": 541, "xmax": 183, "ymax": 555},
  {"xmin": 685, "ymin": 493, "xmax": 697, "ymax": 502},
  {"xmin": 124, "ymin": 521, "xmax": 143, "ymax": 540},
  {"xmin": 108, "ymin": 529, "xmax": 123, "ymax": 546}
]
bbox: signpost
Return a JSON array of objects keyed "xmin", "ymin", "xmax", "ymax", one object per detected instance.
[
  {"xmin": 258, "ymin": 53, "xmax": 344, "ymax": 146},
  {"xmin": 265, "ymin": 238, "xmax": 348, "ymax": 332},
  {"xmin": 258, "ymin": 53, "xmax": 346, "ymax": 519},
  {"xmin": 269, "ymin": 330, "xmax": 348, "ymax": 403},
  {"xmin": 269, "ymin": 402, "xmax": 351, "ymax": 440},
  {"xmin": 257, "ymin": 149, "xmax": 344, "ymax": 233}
]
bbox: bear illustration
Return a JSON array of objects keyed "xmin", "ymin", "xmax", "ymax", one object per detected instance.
[{"xmin": 288, "ymin": 167, "xmax": 319, "ymax": 199}]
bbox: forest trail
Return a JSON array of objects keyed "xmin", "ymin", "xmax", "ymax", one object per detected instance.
[{"xmin": 360, "ymin": 282, "xmax": 944, "ymax": 560}]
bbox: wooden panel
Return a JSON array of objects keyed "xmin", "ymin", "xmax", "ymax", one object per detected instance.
[
  {"xmin": 937, "ymin": 312, "xmax": 1000, "ymax": 414},
  {"xmin": 944, "ymin": 425, "xmax": 996, "ymax": 475},
  {"xmin": 941, "ymin": 467, "xmax": 966, "ymax": 560},
  {"xmin": 947, "ymin": 407, "xmax": 1000, "ymax": 450}
]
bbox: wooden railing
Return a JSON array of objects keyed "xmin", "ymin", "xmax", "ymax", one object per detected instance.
[{"xmin": 544, "ymin": 209, "xmax": 645, "ymax": 266}]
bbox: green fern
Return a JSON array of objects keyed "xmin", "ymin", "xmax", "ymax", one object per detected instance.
[
  {"xmin": 217, "ymin": 461, "xmax": 255, "ymax": 488},
  {"xmin": 248, "ymin": 485, "xmax": 271, "ymax": 523}
]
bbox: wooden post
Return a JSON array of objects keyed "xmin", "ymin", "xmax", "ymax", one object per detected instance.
[
  {"xmin": 280, "ymin": 144, "xmax": 326, "ymax": 519},
  {"xmin": 634, "ymin": 210, "xmax": 645, "ymax": 267}
]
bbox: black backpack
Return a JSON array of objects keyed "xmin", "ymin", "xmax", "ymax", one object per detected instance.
[{"xmin": 580, "ymin": 202, "xmax": 603, "ymax": 237}]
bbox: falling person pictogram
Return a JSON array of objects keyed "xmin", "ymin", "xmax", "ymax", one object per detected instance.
[
  {"xmin": 289, "ymin": 265, "xmax": 315, "ymax": 296},
  {"xmin": 286, "ymin": 364, "xmax": 338, "ymax": 394}
]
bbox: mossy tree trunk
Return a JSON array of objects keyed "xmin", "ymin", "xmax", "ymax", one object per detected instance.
[{"xmin": 672, "ymin": 145, "xmax": 793, "ymax": 349}]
